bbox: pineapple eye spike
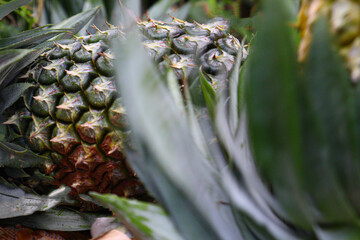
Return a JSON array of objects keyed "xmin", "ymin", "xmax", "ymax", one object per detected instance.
[
  {"xmin": 105, "ymin": 20, "xmax": 116, "ymax": 29},
  {"xmin": 145, "ymin": 11, "xmax": 151, "ymax": 22},
  {"xmin": 90, "ymin": 25, "xmax": 103, "ymax": 34}
]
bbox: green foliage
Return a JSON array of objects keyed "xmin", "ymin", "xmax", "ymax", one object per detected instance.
[
  {"xmin": 0, "ymin": 185, "xmax": 72, "ymax": 219},
  {"xmin": 112, "ymin": 27, "xmax": 241, "ymax": 239},
  {"xmin": 0, "ymin": 207, "xmax": 105, "ymax": 231},
  {"xmin": 90, "ymin": 1, "xmax": 360, "ymax": 240},
  {"xmin": 0, "ymin": 142, "xmax": 49, "ymax": 168},
  {"xmin": 0, "ymin": 0, "xmax": 31, "ymax": 20},
  {"xmin": 0, "ymin": 0, "xmax": 34, "ymax": 38},
  {"xmin": 91, "ymin": 193, "xmax": 184, "ymax": 240}
]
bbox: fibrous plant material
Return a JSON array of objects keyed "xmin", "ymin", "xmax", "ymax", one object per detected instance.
[{"xmin": 3, "ymin": 17, "xmax": 246, "ymax": 200}]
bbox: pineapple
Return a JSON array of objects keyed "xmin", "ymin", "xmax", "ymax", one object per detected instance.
[{"xmin": 2, "ymin": 17, "xmax": 246, "ymax": 199}]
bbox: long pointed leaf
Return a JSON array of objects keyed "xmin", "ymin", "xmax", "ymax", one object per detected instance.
[
  {"xmin": 0, "ymin": 186, "xmax": 71, "ymax": 218},
  {"xmin": 0, "ymin": 0, "xmax": 31, "ymax": 20},
  {"xmin": 301, "ymin": 16, "xmax": 360, "ymax": 223},
  {"xmin": 0, "ymin": 83, "xmax": 34, "ymax": 114},
  {"xmin": 0, "ymin": 28, "xmax": 68, "ymax": 50},
  {"xmin": 0, "ymin": 49, "xmax": 34, "ymax": 87},
  {"xmin": 114, "ymin": 29, "xmax": 242, "ymax": 239},
  {"xmin": 245, "ymin": 0, "xmax": 311, "ymax": 229},
  {"xmin": 51, "ymin": 6, "xmax": 101, "ymax": 39},
  {"xmin": 91, "ymin": 193, "xmax": 184, "ymax": 240},
  {"xmin": 1, "ymin": 208, "xmax": 104, "ymax": 231}
]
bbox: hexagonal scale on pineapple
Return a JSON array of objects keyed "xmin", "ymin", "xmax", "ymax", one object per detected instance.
[
  {"xmin": 108, "ymin": 98, "xmax": 128, "ymax": 129},
  {"xmin": 60, "ymin": 63, "xmax": 97, "ymax": 92},
  {"xmin": 49, "ymin": 41, "xmax": 82, "ymax": 60},
  {"xmin": 144, "ymin": 23, "xmax": 184, "ymax": 40},
  {"xmin": 3, "ymin": 108, "xmax": 32, "ymax": 135},
  {"xmin": 172, "ymin": 35, "xmax": 213, "ymax": 56},
  {"xmin": 31, "ymin": 83, "xmax": 62, "ymax": 118},
  {"xmin": 217, "ymin": 35, "xmax": 245, "ymax": 56},
  {"xmin": 38, "ymin": 57, "xmax": 72, "ymax": 85},
  {"xmin": 200, "ymin": 48, "xmax": 235, "ymax": 75},
  {"xmin": 72, "ymin": 41, "xmax": 109, "ymax": 63},
  {"xmin": 75, "ymin": 109, "xmax": 110, "ymax": 144},
  {"xmin": 159, "ymin": 54, "xmax": 197, "ymax": 80},
  {"xmin": 94, "ymin": 49, "xmax": 115, "ymax": 77},
  {"xmin": 56, "ymin": 92, "xmax": 88, "ymax": 123},
  {"xmin": 84, "ymin": 76, "xmax": 117, "ymax": 108},
  {"xmin": 26, "ymin": 116, "xmax": 55, "ymax": 153},
  {"xmin": 143, "ymin": 39, "xmax": 170, "ymax": 63},
  {"xmin": 183, "ymin": 18, "xmax": 229, "ymax": 38},
  {"xmin": 100, "ymin": 129, "xmax": 128, "ymax": 160},
  {"xmin": 50, "ymin": 122, "xmax": 81, "ymax": 156}
]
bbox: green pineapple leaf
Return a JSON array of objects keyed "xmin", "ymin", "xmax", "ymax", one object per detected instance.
[
  {"xmin": 147, "ymin": 0, "xmax": 179, "ymax": 20},
  {"xmin": 90, "ymin": 193, "xmax": 184, "ymax": 240},
  {"xmin": 199, "ymin": 70, "xmax": 217, "ymax": 119},
  {"xmin": 245, "ymin": 0, "xmax": 312, "ymax": 229},
  {"xmin": 51, "ymin": 6, "xmax": 101, "ymax": 39},
  {"xmin": 0, "ymin": 49, "xmax": 34, "ymax": 88},
  {"xmin": 300, "ymin": 15, "xmax": 359, "ymax": 224},
  {"xmin": 0, "ymin": 142, "xmax": 48, "ymax": 168},
  {"xmin": 0, "ymin": 207, "xmax": 106, "ymax": 231},
  {"xmin": 113, "ymin": 28, "xmax": 241, "ymax": 239},
  {"xmin": 0, "ymin": 27, "xmax": 69, "ymax": 50},
  {"xmin": 228, "ymin": 46, "xmax": 246, "ymax": 134},
  {"xmin": 0, "ymin": 82, "xmax": 35, "ymax": 114},
  {"xmin": 0, "ymin": 185, "xmax": 71, "ymax": 219},
  {"xmin": 315, "ymin": 226, "xmax": 360, "ymax": 240},
  {"xmin": 0, "ymin": 0, "xmax": 31, "ymax": 20}
]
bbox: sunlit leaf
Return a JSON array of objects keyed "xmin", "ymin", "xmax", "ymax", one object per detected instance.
[{"xmin": 91, "ymin": 193, "xmax": 184, "ymax": 240}]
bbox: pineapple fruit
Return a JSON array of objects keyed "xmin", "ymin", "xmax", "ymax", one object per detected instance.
[{"xmin": 2, "ymin": 17, "xmax": 245, "ymax": 199}]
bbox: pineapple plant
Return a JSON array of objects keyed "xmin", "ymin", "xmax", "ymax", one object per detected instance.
[
  {"xmin": 88, "ymin": 0, "xmax": 360, "ymax": 239},
  {"xmin": 0, "ymin": 0, "xmax": 247, "ymax": 203}
]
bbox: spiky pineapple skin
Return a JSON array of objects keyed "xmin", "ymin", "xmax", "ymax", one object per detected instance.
[{"xmin": 3, "ymin": 18, "xmax": 245, "ymax": 199}]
